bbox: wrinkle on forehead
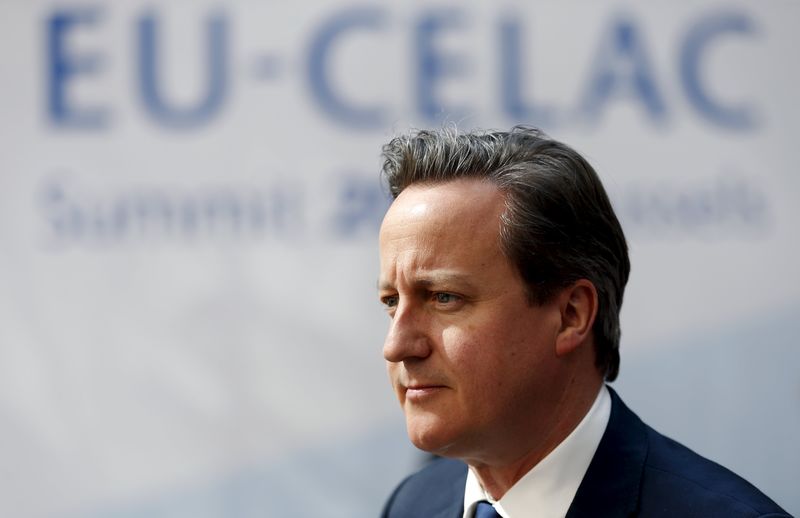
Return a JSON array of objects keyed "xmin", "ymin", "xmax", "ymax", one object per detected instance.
[{"xmin": 378, "ymin": 180, "xmax": 509, "ymax": 289}]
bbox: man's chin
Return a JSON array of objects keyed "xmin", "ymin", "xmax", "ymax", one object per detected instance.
[{"xmin": 405, "ymin": 416, "xmax": 461, "ymax": 455}]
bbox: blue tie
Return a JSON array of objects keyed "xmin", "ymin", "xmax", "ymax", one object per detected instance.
[{"xmin": 474, "ymin": 500, "xmax": 502, "ymax": 518}]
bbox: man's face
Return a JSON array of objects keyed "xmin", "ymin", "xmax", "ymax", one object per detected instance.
[{"xmin": 378, "ymin": 179, "xmax": 566, "ymax": 463}]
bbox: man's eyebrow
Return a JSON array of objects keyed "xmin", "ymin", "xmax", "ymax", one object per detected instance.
[{"xmin": 377, "ymin": 272, "xmax": 474, "ymax": 291}]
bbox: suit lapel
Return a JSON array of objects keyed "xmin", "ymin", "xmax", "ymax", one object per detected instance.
[
  {"xmin": 427, "ymin": 460, "xmax": 468, "ymax": 518},
  {"xmin": 437, "ymin": 465, "xmax": 467, "ymax": 518},
  {"xmin": 566, "ymin": 387, "xmax": 648, "ymax": 518}
]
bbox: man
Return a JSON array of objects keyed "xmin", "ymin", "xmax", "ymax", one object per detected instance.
[{"xmin": 377, "ymin": 127, "xmax": 788, "ymax": 517}]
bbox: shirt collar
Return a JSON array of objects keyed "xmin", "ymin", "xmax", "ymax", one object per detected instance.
[{"xmin": 462, "ymin": 385, "xmax": 611, "ymax": 518}]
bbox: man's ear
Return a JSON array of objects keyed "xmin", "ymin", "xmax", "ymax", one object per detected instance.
[{"xmin": 555, "ymin": 279, "xmax": 598, "ymax": 357}]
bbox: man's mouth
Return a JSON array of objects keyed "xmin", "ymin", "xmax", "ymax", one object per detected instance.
[{"xmin": 404, "ymin": 384, "xmax": 447, "ymax": 400}]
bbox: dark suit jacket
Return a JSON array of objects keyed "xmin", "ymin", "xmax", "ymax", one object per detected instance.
[{"xmin": 382, "ymin": 388, "xmax": 789, "ymax": 517}]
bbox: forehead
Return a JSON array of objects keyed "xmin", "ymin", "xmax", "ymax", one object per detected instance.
[{"xmin": 379, "ymin": 179, "xmax": 509, "ymax": 279}]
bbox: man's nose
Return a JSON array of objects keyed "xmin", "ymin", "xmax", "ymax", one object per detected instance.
[{"xmin": 382, "ymin": 303, "xmax": 432, "ymax": 363}]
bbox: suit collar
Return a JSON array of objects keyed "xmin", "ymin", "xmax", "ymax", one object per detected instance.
[{"xmin": 566, "ymin": 386, "xmax": 647, "ymax": 518}]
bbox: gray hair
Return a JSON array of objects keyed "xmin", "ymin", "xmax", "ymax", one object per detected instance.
[{"xmin": 381, "ymin": 126, "xmax": 630, "ymax": 381}]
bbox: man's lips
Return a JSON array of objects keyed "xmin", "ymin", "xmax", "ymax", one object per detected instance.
[{"xmin": 404, "ymin": 384, "xmax": 447, "ymax": 400}]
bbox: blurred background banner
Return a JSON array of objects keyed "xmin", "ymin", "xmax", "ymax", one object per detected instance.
[{"xmin": 0, "ymin": 1, "xmax": 797, "ymax": 516}]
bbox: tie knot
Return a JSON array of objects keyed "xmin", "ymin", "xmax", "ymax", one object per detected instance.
[{"xmin": 474, "ymin": 500, "xmax": 502, "ymax": 518}]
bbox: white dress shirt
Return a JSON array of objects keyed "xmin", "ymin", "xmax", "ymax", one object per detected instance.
[{"xmin": 462, "ymin": 385, "xmax": 611, "ymax": 518}]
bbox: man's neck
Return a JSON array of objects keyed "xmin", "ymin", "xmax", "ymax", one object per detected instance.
[{"xmin": 468, "ymin": 378, "xmax": 603, "ymax": 500}]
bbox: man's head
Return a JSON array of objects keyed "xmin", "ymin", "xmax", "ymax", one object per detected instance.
[
  {"xmin": 377, "ymin": 127, "xmax": 629, "ymax": 463},
  {"xmin": 381, "ymin": 126, "xmax": 629, "ymax": 381}
]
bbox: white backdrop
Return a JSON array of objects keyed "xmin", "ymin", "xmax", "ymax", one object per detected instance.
[{"xmin": 0, "ymin": 1, "xmax": 798, "ymax": 516}]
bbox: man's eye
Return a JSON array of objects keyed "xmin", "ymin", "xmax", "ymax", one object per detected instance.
[
  {"xmin": 381, "ymin": 295, "xmax": 399, "ymax": 308},
  {"xmin": 434, "ymin": 292, "xmax": 459, "ymax": 304}
]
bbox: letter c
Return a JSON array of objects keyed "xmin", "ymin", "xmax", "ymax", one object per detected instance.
[
  {"xmin": 307, "ymin": 8, "xmax": 386, "ymax": 129},
  {"xmin": 680, "ymin": 11, "xmax": 758, "ymax": 130}
]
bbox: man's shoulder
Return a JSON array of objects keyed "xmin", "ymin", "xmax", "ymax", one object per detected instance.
[
  {"xmin": 638, "ymin": 423, "xmax": 789, "ymax": 517},
  {"xmin": 381, "ymin": 457, "xmax": 467, "ymax": 518},
  {"xmin": 570, "ymin": 388, "xmax": 789, "ymax": 517}
]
